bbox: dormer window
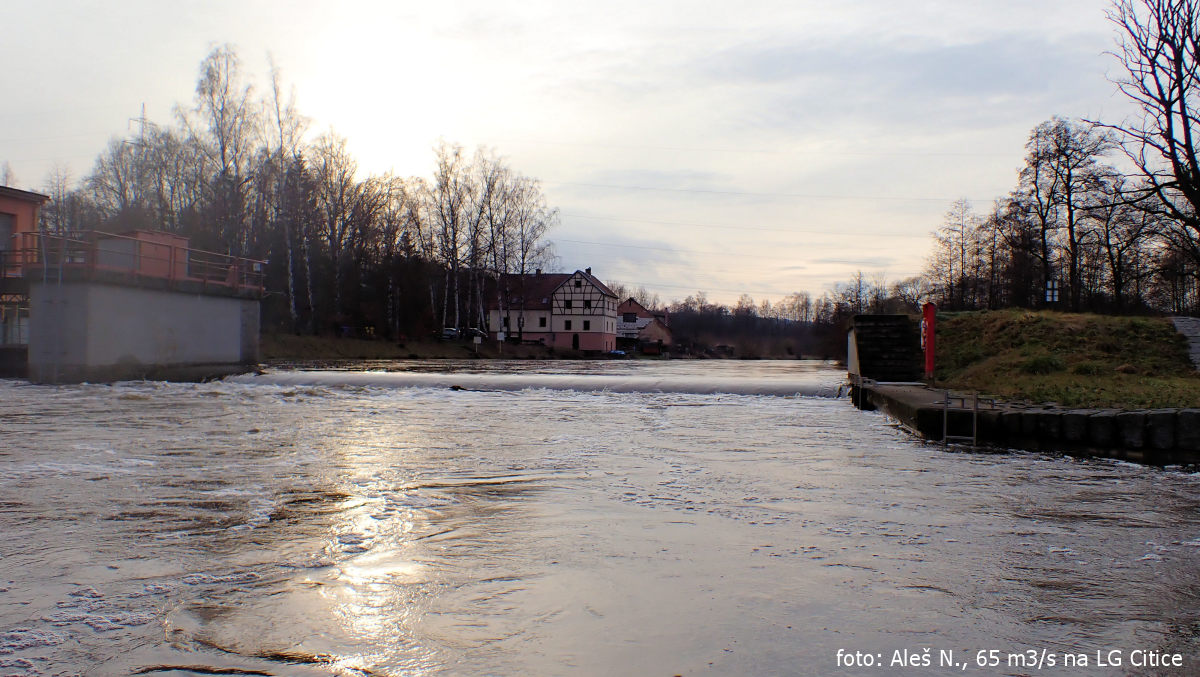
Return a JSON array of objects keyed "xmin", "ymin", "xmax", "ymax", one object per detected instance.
[
  {"xmin": 583, "ymin": 300, "xmax": 591, "ymax": 309},
  {"xmin": 574, "ymin": 280, "xmax": 582, "ymax": 288}
]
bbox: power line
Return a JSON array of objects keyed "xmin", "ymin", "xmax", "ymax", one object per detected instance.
[
  {"xmin": 0, "ymin": 131, "xmax": 117, "ymax": 144},
  {"xmin": 615, "ymin": 280, "xmax": 801, "ymax": 297},
  {"xmin": 545, "ymin": 180, "xmax": 992, "ymax": 203},
  {"xmin": 561, "ymin": 212, "xmax": 928, "ymax": 239},
  {"xmin": 498, "ymin": 137, "xmax": 1015, "ymax": 158},
  {"xmin": 554, "ymin": 237, "xmax": 809, "ymax": 262},
  {"xmin": 0, "ymin": 103, "xmax": 142, "ymax": 121}
]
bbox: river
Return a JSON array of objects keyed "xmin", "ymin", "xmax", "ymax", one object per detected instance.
[{"xmin": 2, "ymin": 360, "xmax": 1199, "ymax": 676}]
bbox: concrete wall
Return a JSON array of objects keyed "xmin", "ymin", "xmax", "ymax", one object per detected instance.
[
  {"xmin": 854, "ymin": 383, "xmax": 1200, "ymax": 466},
  {"xmin": 28, "ymin": 280, "xmax": 258, "ymax": 383}
]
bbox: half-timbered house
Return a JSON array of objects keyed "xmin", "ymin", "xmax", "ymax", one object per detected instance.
[{"xmin": 487, "ymin": 268, "xmax": 618, "ymax": 351}]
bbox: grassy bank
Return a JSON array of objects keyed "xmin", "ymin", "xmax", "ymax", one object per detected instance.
[{"xmin": 934, "ymin": 309, "xmax": 1200, "ymax": 408}]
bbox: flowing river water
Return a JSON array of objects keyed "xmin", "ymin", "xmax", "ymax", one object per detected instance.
[{"xmin": 2, "ymin": 360, "xmax": 1200, "ymax": 676}]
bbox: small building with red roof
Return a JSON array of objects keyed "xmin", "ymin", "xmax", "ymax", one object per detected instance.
[{"xmin": 617, "ymin": 297, "xmax": 673, "ymax": 353}]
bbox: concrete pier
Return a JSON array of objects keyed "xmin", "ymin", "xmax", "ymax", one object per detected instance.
[
  {"xmin": 9, "ymin": 230, "xmax": 263, "ymax": 384},
  {"xmin": 853, "ymin": 382, "xmax": 1200, "ymax": 465},
  {"xmin": 28, "ymin": 275, "xmax": 259, "ymax": 383}
]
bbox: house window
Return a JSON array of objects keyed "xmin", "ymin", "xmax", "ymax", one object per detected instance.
[
  {"xmin": 583, "ymin": 320, "xmax": 591, "ymax": 330},
  {"xmin": 564, "ymin": 300, "xmax": 572, "ymax": 309},
  {"xmin": 503, "ymin": 316, "xmax": 510, "ymax": 328},
  {"xmin": 0, "ymin": 214, "xmax": 13, "ymax": 252},
  {"xmin": 539, "ymin": 316, "xmax": 547, "ymax": 328},
  {"xmin": 574, "ymin": 280, "xmax": 582, "ymax": 288},
  {"xmin": 583, "ymin": 300, "xmax": 591, "ymax": 309},
  {"xmin": 565, "ymin": 320, "xmax": 572, "ymax": 330},
  {"xmin": 623, "ymin": 312, "xmax": 637, "ymax": 322}
]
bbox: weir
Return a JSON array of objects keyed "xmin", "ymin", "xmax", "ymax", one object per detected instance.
[{"xmin": 228, "ymin": 370, "xmax": 842, "ymax": 397}]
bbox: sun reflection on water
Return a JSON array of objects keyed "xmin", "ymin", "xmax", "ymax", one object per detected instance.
[{"xmin": 318, "ymin": 415, "xmax": 445, "ymax": 675}]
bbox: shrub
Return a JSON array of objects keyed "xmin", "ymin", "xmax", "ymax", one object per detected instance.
[
  {"xmin": 1021, "ymin": 355, "xmax": 1065, "ymax": 374},
  {"xmin": 1071, "ymin": 361, "xmax": 1105, "ymax": 375}
]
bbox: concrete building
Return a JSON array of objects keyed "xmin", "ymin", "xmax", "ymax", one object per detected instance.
[
  {"xmin": 487, "ymin": 268, "xmax": 618, "ymax": 351},
  {"xmin": 1, "ymin": 217, "xmax": 264, "ymax": 383},
  {"xmin": 0, "ymin": 187, "xmax": 50, "ymax": 372}
]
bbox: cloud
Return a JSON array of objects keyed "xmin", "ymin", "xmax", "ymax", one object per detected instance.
[{"xmin": 695, "ymin": 33, "xmax": 1116, "ymax": 135}]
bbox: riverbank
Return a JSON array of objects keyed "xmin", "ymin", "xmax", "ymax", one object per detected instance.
[
  {"xmin": 259, "ymin": 333, "xmax": 812, "ymax": 362},
  {"xmin": 849, "ymin": 309, "xmax": 1200, "ymax": 463},
  {"xmin": 933, "ymin": 309, "xmax": 1200, "ymax": 408},
  {"xmin": 854, "ymin": 381, "xmax": 1200, "ymax": 465},
  {"xmin": 261, "ymin": 333, "xmax": 565, "ymax": 361}
]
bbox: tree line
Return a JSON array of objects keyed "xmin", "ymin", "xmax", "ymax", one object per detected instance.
[
  {"xmin": 613, "ymin": 0, "xmax": 1200, "ymax": 356},
  {"xmin": 706, "ymin": 0, "xmax": 1200, "ymax": 333},
  {"xmin": 16, "ymin": 0, "xmax": 1197, "ymax": 356},
  {"xmin": 923, "ymin": 0, "xmax": 1200, "ymax": 316},
  {"xmin": 31, "ymin": 46, "xmax": 558, "ymax": 339}
]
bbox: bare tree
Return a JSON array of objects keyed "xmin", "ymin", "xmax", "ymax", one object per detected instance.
[
  {"xmin": 88, "ymin": 137, "xmax": 148, "ymax": 218},
  {"xmin": 265, "ymin": 57, "xmax": 309, "ymax": 331},
  {"xmin": 179, "ymin": 44, "xmax": 260, "ymax": 254},
  {"xmin": 1017, "ymin": 126, "xmax": 1064, "ymax": 300},
  {"xmin": 1038, "ymin": 117, "xmax": 1115, "ymax": 310},
  {"xmin": 39, "ymin": 165, "xmax": 75, "ymax": 234},
  {"xmin": 891, "ymin": 276, "xmax": 933, "ymax": 312},
  {"xmin": 312, "ymin": 132, "xmax": 375, "ymax": 326},
  {"xmin": 927, "ymin": 199, "xmax": 976, "ymax": 309},
  {"xmin": 428, "ymin": 141, "xmax": 470, "ymax": 329},
  {"xmin": 1088, "ymin": 172, "xmax": 1156, "ymax": 309},
  {"xmin": 1099, "ymin": 0, "xmax": 1200, "ymax": 276}
]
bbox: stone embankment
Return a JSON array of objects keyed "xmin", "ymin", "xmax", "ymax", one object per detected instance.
[{"xmin": 853, "ymin": 382, "xmax": 1200, "ymax": 465}]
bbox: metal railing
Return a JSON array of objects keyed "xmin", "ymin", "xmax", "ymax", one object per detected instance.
[
  {"xmin": 2, "ymin": 230, "xmax": 265, "ymax": 292},
  {"xmin": 941, "ymin": 391, "xmax": 997, "ymax": 447}
]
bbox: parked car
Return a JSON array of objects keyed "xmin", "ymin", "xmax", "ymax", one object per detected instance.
[
  {"xmin": 441, "ymin": 327, "xmax": 460, "ymax": 340},
  {"xmin": 466, "ymin": 328, "xmax": 487, "ymax": 338}
]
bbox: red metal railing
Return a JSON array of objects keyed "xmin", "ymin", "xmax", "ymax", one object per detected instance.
[{"xmin": 2, "ymin": 230, "xmax": 265, "ymax": 292}]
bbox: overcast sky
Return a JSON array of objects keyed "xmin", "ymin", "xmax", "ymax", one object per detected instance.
[{"xmin": 2, "ymin": 0, "xmax": 1135, "ymax": 304}]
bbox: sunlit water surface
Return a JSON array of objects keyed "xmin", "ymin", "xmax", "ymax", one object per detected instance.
[{"xmin": 2, "ymin": 360, "xmax": 1200, "ymax": 676}]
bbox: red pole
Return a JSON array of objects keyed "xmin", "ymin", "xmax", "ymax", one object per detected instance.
[{"xmin": 922, "ymin": 302, "xmax": 937, "ymax": 380}]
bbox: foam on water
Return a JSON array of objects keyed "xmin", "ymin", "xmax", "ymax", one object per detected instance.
[{"xmin": 0, "ymin": 629, "xmax": 65, "ymax": 655}]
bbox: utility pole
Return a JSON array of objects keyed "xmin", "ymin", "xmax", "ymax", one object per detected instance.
[{"xmin": 125, "ymin": 103, "xmax": 148, "ymax": 213}]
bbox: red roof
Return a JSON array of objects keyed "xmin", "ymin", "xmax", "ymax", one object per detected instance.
[
  {"xmin": 578, "ymin": 269, "xmax": 617, "ymax": 297},
  {"xmin": 488, "ymin": 270, "xmax": 616, "ymax": 310},
  {"xmin": 492, "ymin": 273, "xmax": 570, "ymax": 310},
  {"xmin": 618, "ymin": 298, "xmax": 654, "ymax": 318}
]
